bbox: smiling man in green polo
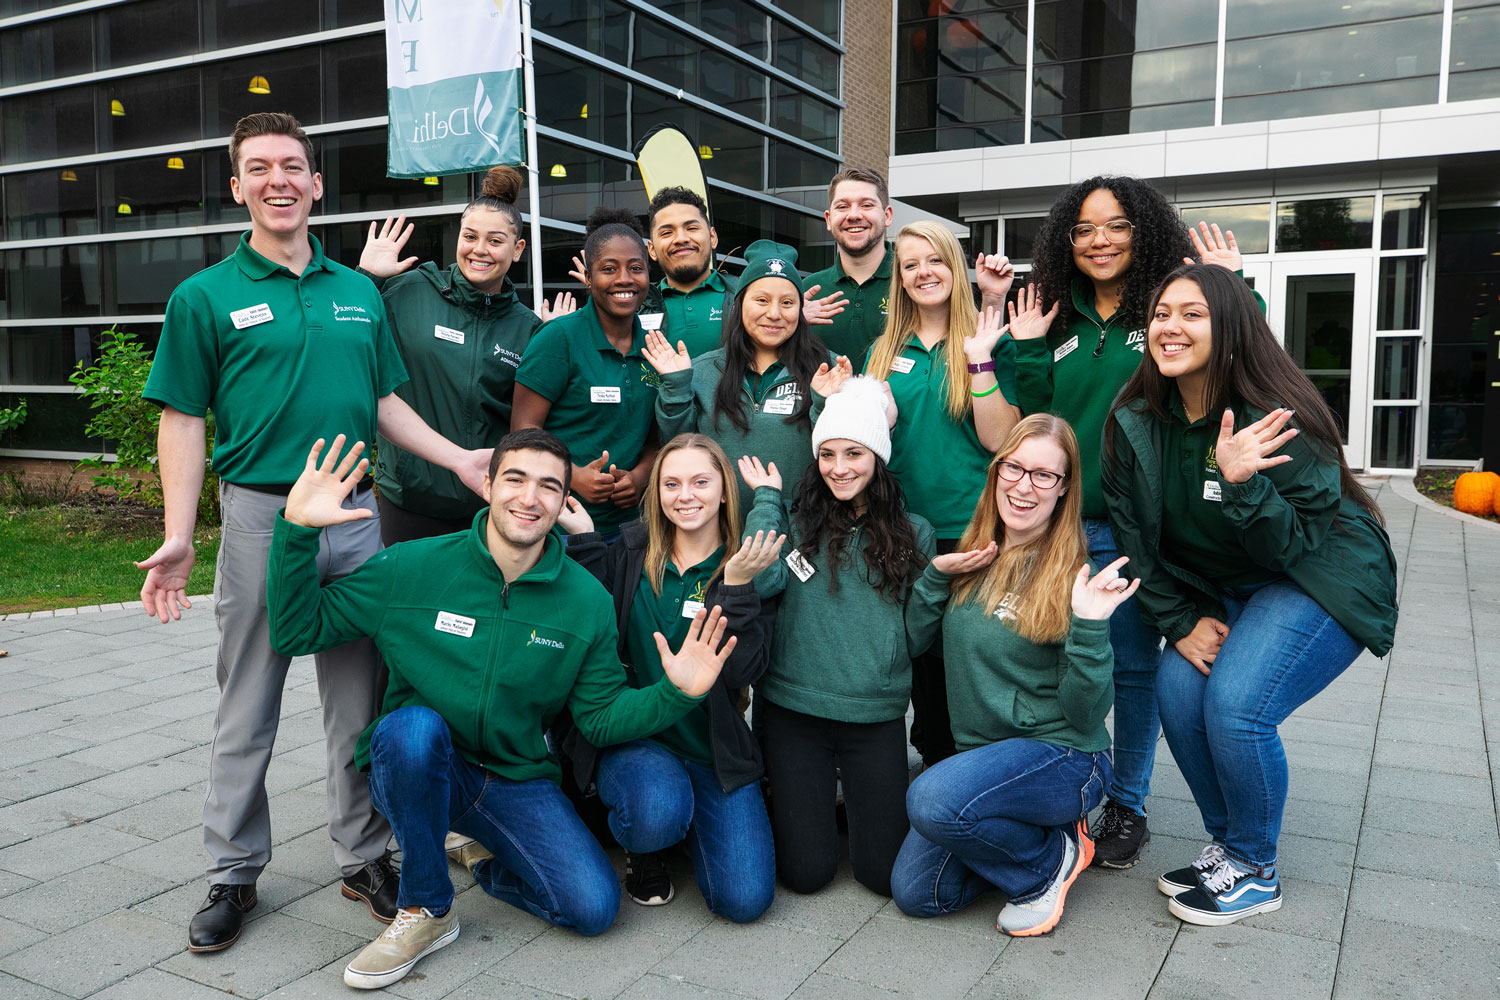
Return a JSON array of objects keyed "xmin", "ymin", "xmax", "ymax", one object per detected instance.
[
  {"xmin": 138, "ymin": 112, "xmax": 492, "ymax": 956},
  {"xmin": 641, "ymin": 187, "xmax": 736, "ymax": 356}
]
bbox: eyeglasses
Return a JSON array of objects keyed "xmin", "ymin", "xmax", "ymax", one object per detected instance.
[
  {"xmin": 996, "ymin": 460, "xmax": 1066, "ymax": 490},
  {"xmin": 1069, "ymin": 220, "xmax": 1134, "ymax": 246}
]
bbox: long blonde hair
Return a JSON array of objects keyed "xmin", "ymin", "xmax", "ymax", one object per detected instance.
[
  {"xmin": 950, "ymin": 415, "xmax": 1086, "ymax": 643},
  {"xmin": 864, "ymin": 221, "xmax": 978, "ymax": 420},
  {"xmin": 640, "ymin": 434, "xmax": 742, "ymax": 594}
]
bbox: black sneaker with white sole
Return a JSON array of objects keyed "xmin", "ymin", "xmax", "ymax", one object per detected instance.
[
  {"xmin": 1157, "ymin": 842, "xmax": 1225, "ymax": 896},
  {"xmin": 1091, "ymin": 799, "xmax": 1150, "ymax": 869},
  {"xmin": 623, "ymin": 850, "xmax": 674, "ymax": 905}
]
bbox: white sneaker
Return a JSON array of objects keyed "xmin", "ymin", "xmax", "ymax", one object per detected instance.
[
  {"xmin": 997, "ymin": 832, "xmax": 1084, "ymax": 937},
  {"xmin": 343, "ymin": 907, "xmax": 459, "ymax": 989}
]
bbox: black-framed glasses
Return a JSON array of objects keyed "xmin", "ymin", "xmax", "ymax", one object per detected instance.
[
  {"xmin": 996, "ymin": 460, "xmax": 1066, "ymax": 490},
  {"xmin": 1069, "ymin": 220, "xmax": 1134, "ymax": 246}
]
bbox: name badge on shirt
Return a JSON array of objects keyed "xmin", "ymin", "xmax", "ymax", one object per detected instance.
[
  {"xmin": 1203, "ymin": 480, "xmax": 1222, "ymax": 502},
  {"xmin": 639, "ymin": 313, "xmax": 665, "ymax": 332},
  {"xmin": 785, "ymin": 549, "xmax": 816, "ymax": 582},
  {"xmin": 434, "ymin": 611, "xmax": 476, "ymax": 637},
  {"xmin": 763, "ymin": 396, "xmax": 797, "ymax": 415},
  {"xmin": 1053, "ymin": 336, "xmax": 1080, "ymax": 362},
  {"xmin": 681, "ymin": 599, "xmax": 706, "ymax": 619},
  {"xmin": 890, "ymin": 356, "xmax": 916, "ymax": 374},
  {"xmin": 230, "ymin": 303, "xmax": 274, "ymax": 329},
  {"xmin": 590, "ymin": 386, "xmax": 622, "ymax": 404},
  {"xmin": 434, "ymin": 324, "xmax": 465, "ymax": 345}
]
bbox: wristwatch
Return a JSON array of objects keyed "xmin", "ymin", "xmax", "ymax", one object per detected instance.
[{"xmin": 967, "ymin": 360, "xmax": 996, "ymax": 374}]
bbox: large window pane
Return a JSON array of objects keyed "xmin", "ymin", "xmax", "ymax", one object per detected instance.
[
  {"xmin": 204, "ymin": 47, "xmax": 323, "ymax": 138},
  {"xmin": 1226, "ymin": 0, "xmax": 1441, "ymax": 38},
  {"xmin": 1275, "ymin": 197, "xmax": 1374, "ymax": 252},
  {"xmin": 97, "ymin": 0, "xmax": 200, "ymax": 72},
  {"xmin": 322, "ymin": 0, "xmax": 384, "ymax": 28},
  {"xmin": 1224, "ymin": 14, "xmax": 1441, "ymax": 123},
  {"xmin": 3, "ymin": 165, "xmax": 99, "ymax": 240},
  {"xmin": 325, "ymin": 36, "xmax": 387, "ymax": 123},
  {"xmin": 102, "ymin": 68, "xmax": 200, "ymax": 153},
  {"xmin": 1036, "ymin": 0, "xmax": 1218, "ymax": 55},
  {"xmin": 636, "ymin": 17, "xmax": 766, "ymax": 122},
  {"xmin": 1448, "ymin": 4, "xmax": 1500, "ymax": 103},
  {"xmin": 2, "ymin": 326, "xmax": 94, "ymax": 385},
  {"xmin": 534, "ymin": 49, "xmax": 632, "ymax": 152},
  {"xmin": 773, "ymin": 86, "xmax": 839, "ymax": 152},
  {"xmin": 1374, "ymin": 337, "xmax": 1420, "ymax": 399},
  {"xmin": 104, "ymin": 153, "xmax": 205, "ymax": 233},
  {"xmin": 0, "ymin": 12, "xmax": 92, "ymax": 87},
  {"xmin": 1, "ymin": 85, "xmax": 94, "ymax": 164},
  {"xmin": 774, "ymin": 21, "xmax": 839, "ymax": 96},
  {"xmin": 533, "ymin": 0, "xmax": 632, "ymax": 63},
  {"xmin": 1179, "ymin": 203, "xmax": 1271, "ymax": 255},
  {"xmin": 771, "ymin": 0, "xmax": 839, "ymax": 42},
  {"xmin": 319, "ymin": 130, "xmax": 454, "ymax": 216},
  {"xmin": 632, "ymin": 91, "xmax": 765, "ymax": 189},
  {"xmin": 203, "ymin": 0, "xmax": 318, "ymax": 49},
  {"xmin": 1, "ymin": 246, "xmax": 102, "ymax": 318},
  {"xmin": 653, "ymin": 0, "xmax": 768, "ymax": 54},
  {"xmin": 1370, "ymin": 405, "xmax": 1415, "ymax": 467},
  {"xmin": 1378, "ymin": 257, "xmax": 1422, "ymax": 330},
  {"xmin": 0, "ymin": 391, "xmax": 96, "ymax": 452},
  {"xmin": 112, "ymin": 237, "xmax": 207, "ymax": 312},
  {"xmin": 1382, "ymin": 193, "xmax": 1427, "ymax": 250}
]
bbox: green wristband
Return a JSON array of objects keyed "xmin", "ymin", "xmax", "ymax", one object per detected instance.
[{"xmin": 971, "ymin": 382, "xmax": 1000, "ymax": 398}]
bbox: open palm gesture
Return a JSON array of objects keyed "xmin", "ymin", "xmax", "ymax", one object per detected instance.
[
  {"xmin": 359, "ymin": 216, "xmax": 418, "ymax": 278},
  {"xmin": 642, "ymin": 330, "xmax": 692, "ymax": 375},
  {"xmin": 1215, "ymin": 408, "xmax": 1297, "ymax": 483},
  {"xmin": 1071, "ymin": 557, "xmax": 1141, "ymax": 620},
  {"xmin": 802, "ymin": 284, "xmax": 847, "ymax": 326},
  {"xmin": 963, "ymin": 305, "xmax": 1008, "ymax": 365},
  {"xmin": 810, "ymin": 355, "xmax": 854, "ymax": 397},
  {"xmin": 284, "ymin": 436, "xmax": 375, "ymax": 529},
  {"xmin": 724, "ymin": 530, "xmax": 787, "ymax": 586},
  {"xmin": 931, "ymin": 541, "xmax": 998, "ymax": 576},
  {"xmin": 736, "ymin": 455, "xmax": 782, "ymax": 493},
  {"xmin": 658, "ymin": 605, "xmax": 738, "ymax": 697},
  {"xmin": 1187, "ymin": 222, "xmax": 1241, "ymax": 271},
  {"xmin": 1007, "ymin": 283, "xmax": 1060, "ymax": 342}
]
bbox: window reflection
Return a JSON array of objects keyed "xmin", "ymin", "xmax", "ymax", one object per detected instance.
[
  {"xmin": 1179, "ymin": 203, "xmax": 1271, "ymax": 255},
  {"xmin": 1381, "ymin": 193, "xmax": 1427, "ymax": 250},
  {"xmin": 1, "ymin": 85, "xmax": 94, "ymax": 164},
  {"xmin": 1370, "ymin": 406, "xmax": 1414, "ymax": 467},
  {"xmin": 1448, "ymin": 3, "xmax": 1500, "ymax": 102},
  {"xmin": 1374, "ymin": 337, "xmax": 1420, "ymax": 399},
  {"xmin": 3, "ymin": 166, "xmax": 99, "ymax": 240},
  {"xmin": 774, "ymin": 21, "xmax": 840, "ymax": 96},
  {"xmin": 0, "ymin": 12, "xmax": 91, "ymax": 87},
  {"xmin": 203, "ymin": 0, "xmax": 318, "ymax": 50},
  {"xmin": 204, "ymin": 47, "xmax": 323, "ymax": 137},
  {"xmin": 104, "ymin": 153, "xmax": 205, "ymax": 233},
  {"xmin": 1275, "ymin": 198, "xmax": 1374, "ymax": 252},
  {"xmin": 102, "ymin": 68, "xmax": 200, "ymax": 153},
  {"xmin": 1, "ymin": 246, "xmax": 102, "ymax": 318},
  {"xmin": 1378, "ymin": 258, "xmax": 1422, "ymax": 330},
  {"xmin": 1226, "ymin": 0, "xmax": 1441, "ymax": 39},
  {"xmin": 100, "ymin": 0, "xmax": 200, "ymax": 71}
]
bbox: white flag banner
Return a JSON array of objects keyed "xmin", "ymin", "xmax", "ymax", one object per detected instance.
[{"xmin": 384, "ymin": 0, "xmax": 524, "ymax": 177}]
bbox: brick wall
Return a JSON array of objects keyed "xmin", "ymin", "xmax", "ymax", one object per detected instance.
[{"xmin": 839, "ymin": 0, "xmax": 893, "ymax": 177}]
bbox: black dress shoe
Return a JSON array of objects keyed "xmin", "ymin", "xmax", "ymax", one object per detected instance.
[
  {"xmin": 187, "ymin": 882, "xmax": 257, "ymax": 952},
  {"xmin": 341, "ymin": 852, "xmax": 401, "ymax": 923}
]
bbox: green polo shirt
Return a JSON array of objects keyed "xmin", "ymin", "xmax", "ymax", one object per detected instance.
[
  {"xmin": 804, "ymin": 243, "xmax": 894, "ymax": 363},
  {"xmin": 1159, "ymin": 393, "xmax": 1275, "ymax": 589},
  {"xmin": 516, "ymin": 304, "xmax": 657, "ymax": 530},
  {"xmin": 144, "ymin": 232, "xmax": 407, "ymax": 486},
  {"xmin": 654, "ymin": 271, "xmax": 735, "ymax": 357},
  {"xmin": 876, "ymin": 333, "xmax": 1018, "ymax": 539},
  {"xmin": 623, "ymin": 550, "xmax": 720, "ymax": 766}
]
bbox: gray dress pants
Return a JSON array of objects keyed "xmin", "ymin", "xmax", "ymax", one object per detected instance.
[{"xmin": 204, "ymin": 482, "xmax": 391, "ymax": 884}]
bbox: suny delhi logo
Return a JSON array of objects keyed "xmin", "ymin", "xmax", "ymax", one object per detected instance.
[
  {"xmin": 527, "ymin": 629, "xmax": 565, "ymax": 650},
  {"xmin": 394, "ymin": 0, "xmax": 506, "ymax": 158}
]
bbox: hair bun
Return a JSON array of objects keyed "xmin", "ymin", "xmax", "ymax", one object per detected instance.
[
  {"xmin": 481, "ymin": 165, "xmax": 523, "ymax": 204},
  {"xmin": 585, "ymin": 205, "xmax": 643, "ymax": 237}
]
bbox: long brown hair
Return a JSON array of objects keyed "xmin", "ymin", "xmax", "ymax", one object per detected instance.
[
  {"xmin": 950, "ymin": 414, "xmax": 1086, "ymax": 643},
  {"xmin": 864, "ymin": 222, "xmax": 978, "ymax": 420},
  {"xmin": 640, "ymin": 434, "xmax": 743, "ymax": 594}
]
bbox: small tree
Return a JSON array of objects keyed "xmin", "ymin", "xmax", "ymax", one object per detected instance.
[{"xmin": 0, "ymin": 397, "xmax": 25, "ymax": 437}]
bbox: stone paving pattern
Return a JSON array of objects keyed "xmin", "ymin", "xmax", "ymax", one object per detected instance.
[{"xmin": 0, "ymin": 480, "xmax": 1496, "ymax": 999}]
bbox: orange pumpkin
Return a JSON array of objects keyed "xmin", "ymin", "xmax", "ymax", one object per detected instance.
[{"xmin": 1453, "ymin": 471, "xmax": 1500, "ymax": 516}]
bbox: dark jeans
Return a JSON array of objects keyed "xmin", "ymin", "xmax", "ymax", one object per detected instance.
[
  {"xmin": 376, "ymin": 495, "xmax": 474, "ymax": 547},
  {"xmin": 909, "ymin": 537, "xmax": 959, "ymax": 766},
  {"xmin": 759, "ymin": 699, "xmax": 910, "ymax": 897},
  {"xmin": 366, "ymin": 706, "xmax": 620, "ymax": 936}
]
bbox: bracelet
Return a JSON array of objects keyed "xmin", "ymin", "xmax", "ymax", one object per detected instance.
[
  {"xmin": 971, "ymin": 383, "xmax": 1000, "ymax": 398},
  {"xmin": 966, "ymin": 359, "xmax": 996, "ymax": 374}
]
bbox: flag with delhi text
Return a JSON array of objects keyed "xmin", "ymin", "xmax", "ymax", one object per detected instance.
[{"xmin": 384, "ymin": 0, "xmax": 524, "ymax": 178}]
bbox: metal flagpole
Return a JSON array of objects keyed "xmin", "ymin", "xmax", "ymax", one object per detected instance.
[{"xmin": 519, "ymin": 0, "xmax": 544, "ymax": 311}]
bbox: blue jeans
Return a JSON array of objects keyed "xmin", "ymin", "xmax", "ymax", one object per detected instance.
[
  {"xmin": 1156, "ymin": 578, "xmax": 1361, "ymax": 869},
  {"xmin": 367, "ymin": 706, "xmax": 620, "ymax": 936},
  {"xmin": 595, "ymin": 740, "xmax": 774, "ymax": 923},
  {"xmin": 1085, "ymin": 518, "xmax": 1162, "ymax": 815},
  {"xmin": 890, "ymin": 739, "xmax": 1111, "ymax": 916}
]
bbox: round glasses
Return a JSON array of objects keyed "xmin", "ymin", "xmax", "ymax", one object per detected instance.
[
  {"xmin": 1069, "ymin": 220, "xmax": 1134, "ymax": 246},
  {"xmin": 996, "ymin": 460, "xmax": 1066, "ymax": 491}
]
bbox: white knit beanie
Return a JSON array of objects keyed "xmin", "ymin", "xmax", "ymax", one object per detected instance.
[{"xmin": 811, "ymin": 376, "xmax": 892, "ymax": 463}]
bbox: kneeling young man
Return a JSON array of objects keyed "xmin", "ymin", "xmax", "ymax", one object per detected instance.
[{"xmin": 267, "ymin": 429, "xmax": 737, "ymax": 989}]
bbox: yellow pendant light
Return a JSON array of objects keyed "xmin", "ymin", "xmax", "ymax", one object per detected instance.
[
  {"xmin": 166, "ymin": 156, "xmax": 185, "ymax": 170},
  {"xmin": 110, "ymin": 99, "xmax": 125, "ymax": 116},
  {"xmin": 60, "ymin": 170, "xmax": 78, "ymax": 182},
  {"xmin": 423, "ymin": 176, "xmax": 440, "ymax": 186},
  {"xmin": 549, "ymin": 164, "xmax": 567, "ymax": 178},
  {"xmin": 248, "ymin": 75, "xmax": 271, "ymax": 95}
]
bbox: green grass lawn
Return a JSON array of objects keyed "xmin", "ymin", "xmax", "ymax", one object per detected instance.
[{"xmin": 0, "ymin": 501, "xmax": 219, "ymax": 614}]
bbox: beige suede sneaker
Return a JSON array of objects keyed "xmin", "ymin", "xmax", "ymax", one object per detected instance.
[{"xmin": 343, "ymin": 906, "xmax": 459, "ymax": 989}]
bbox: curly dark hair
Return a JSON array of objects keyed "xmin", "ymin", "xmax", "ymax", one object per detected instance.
[
  {"xmin": 789, "ymin": 456, "xmax": 927, "ymax": 603},
  {"xmin": 1029, "ymin": 175, "xmax": 1194, "ymax": 333},
  {"xmin": 582, "ymin": 205, "xmax": 647, "ymax": 264}
]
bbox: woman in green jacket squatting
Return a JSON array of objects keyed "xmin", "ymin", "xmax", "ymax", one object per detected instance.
[
  {"xmin": 513, "ymin": 207, "xmax": 659, "ymax": 540},
  {"xmin": 357, "ymin": 167, "xmax": 572, "ymax": 544},
  {"xmin": 1101, "ymin": 264, "xmax": 1397, "ymax": 926},
  {"xmin": 1011, "ymin": 175, "xmax": 1250, "ymax": 868},
  {"xmin": 644, "ymin": 239, "xmax": 853, "ymax": 513},
  {"xmin": 862, "ymin": 221, "xmax": 1020, "ymax": 768},
  {"xmin": 556, "ymin": 433, "xmax": 785, "ymax": 918},
  {"xmin": 891, "ymin": 414, "xmax": 1140, "ymax": 937},
  {"xmin": 746, "ymin": 376, "xmax": 935, "ymax": 897}
]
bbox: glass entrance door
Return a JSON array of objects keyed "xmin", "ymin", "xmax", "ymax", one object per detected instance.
[{"xmin": 1269, "ymin": 259, "xmax": 1373, "ymax": 468}]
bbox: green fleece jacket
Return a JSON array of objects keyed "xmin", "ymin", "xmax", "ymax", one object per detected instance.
[
  {"xmin": 907, "ymin": 564, "xmax": 1114, "ymax": 753},
  {"xmin": 755, "ymin": 492, "xmax": 936, "ymax": 723},
  {"xmin": 267, "ymin": 510, "xmax": 703, "ymax": 784},
  {"xmin": 1102, "ymin": 398, "xmax": 1398, "ymax": 655},
  {"xmin": 372, "ymin": 265, "xmax": 541, "ymax": 520},
  {"xmin": 655, "ymin": 348, "xmax": 832, "ymax": 513}
]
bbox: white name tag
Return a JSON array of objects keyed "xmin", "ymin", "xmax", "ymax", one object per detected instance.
[
  {"xmin": 763, "ymin": 396, "xmax": 797, "ymax": 415},
  {"xmin": 1203, "ymin": 479, "xmax": 1222, "ymax": 502},
  {"xmin": 681, "ymin": 599, "xmax": 706, "ymax": 619},
  {"xmin": 590, "ymin": 386, "xmax": 622, "ymax": 403},
  {"xmin": 434, "ymin": 611, "xmax": 476, "ymax": 637},
  {"xmin": 434, "ymin": 324, "xmax": 465, "ymax": 344},
  {"xmin": 639, "ymin": 313, "xmax": 664, "ymax": 332},
  {"xmin": 230, "ymin": 303, "xmax": 273, "ymax": 329},
  {"xmin": 785, "ymin": 549, "xmax": 816, "ymax": 582},
  {"xmin": 890, "ymin": 356, "xmax": 916, "ymax": 374},
  {"xmin": 1053, "ymin": 336, "xmax": 1080, "ymax": 362}
]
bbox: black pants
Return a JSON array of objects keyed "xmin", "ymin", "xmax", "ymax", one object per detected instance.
[
  {"xmin": 377, "ymin": 495, "xmax": 475, "ymax": 547},
  {"xmin": 909, "ymin": 536, "xmax": 958, "ymax": 766},
  {"xmin": 759, "ymin": 699, "xmax": 909, "ymax": 897}
]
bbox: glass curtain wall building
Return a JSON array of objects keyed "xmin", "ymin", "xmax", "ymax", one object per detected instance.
[
  {"xmin": 0, "ymin": 0, "xmax": 845, "ymax": 457},
  {"xmin": 892, "ymin": 0, "xmax": 1500, "ymax": 471}
]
